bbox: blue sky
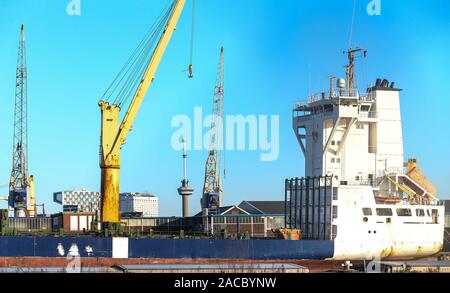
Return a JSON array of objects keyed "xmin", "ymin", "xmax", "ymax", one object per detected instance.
[{"xmin": 0, "ymin": 0, "xmax": 448, "ymax": 215}]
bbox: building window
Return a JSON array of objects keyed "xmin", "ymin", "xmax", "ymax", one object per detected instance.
[
  {"xmin": 362, "ymin": 208, "xmax": 373, "ymax": 216},
  {"xmin": 356, "ymin": 123, "xmax": 364, "ymax": 129},
  {"xmin": 336, "ymin": 158, "xmax": 341, "ymax": 163},
  {"xmin": 331, "ymin": 140, "xmax": 336, "ymax": 146},
  {"xmin": 355, "ymin": 176, "xmax": 360, "ymax": 181},
  {"xmin": 331, "ymin": 158, "xmax": 335, "ymax": 163}
]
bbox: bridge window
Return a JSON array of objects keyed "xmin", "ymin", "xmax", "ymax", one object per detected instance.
[
  {"xmin": 361, "ymin": 105, "xmax": 370, "ymax": 111},
  {"xmin": 332, "ymin": 206, "xmax": 338, "ymax": 219},
  {"xmin": 396, "ymin": 208, "xmax": 412, "ymax": 217},
  {"xmin": 376, "ymin": 208, "xmax": 393, "ymax": 216},
  {"xmin": 362, "ymin": 208, "xmax": 373, "ymax": 216},
  {"xmin": 416, "ymin": 209, "xmax": 425, "ymax": 217},
  {"xmin": 332, "ymin": 187, "xmax": 338, "ymax": 200},
  {"xmin": 332, "ymin": 225, "xmax": 337, "ymax": 238}
]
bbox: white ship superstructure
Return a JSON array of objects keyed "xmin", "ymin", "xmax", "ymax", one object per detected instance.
[{"xmin": 287, "ymin": 48, "xmax": 444, "ymax": 260}]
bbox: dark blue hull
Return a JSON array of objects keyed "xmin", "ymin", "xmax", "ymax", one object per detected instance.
[{"xmin": 0, "ymin": 237, "xmax": 334, "ymax": 260}]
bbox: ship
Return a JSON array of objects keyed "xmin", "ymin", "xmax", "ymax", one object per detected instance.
[
  {"xmin": 0, "ymin": 48, "xmax": 444, "ymax": 262},
  {"xmin": 288, "ymin": 47, "xmax": 445, "ymax": 260}
]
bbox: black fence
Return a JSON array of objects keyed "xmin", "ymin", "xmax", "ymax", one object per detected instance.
[{"xmin": 285, "ymin": 176, "xmax": 333, "ymax": 240}]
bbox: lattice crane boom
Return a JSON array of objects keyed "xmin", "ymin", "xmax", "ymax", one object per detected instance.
[
  {"xmin": 9, "ymin": 24, "xmax": 35, "ymax": 217},
  {"xmin": 201, "ymin": 47, "xmax": 224, "ymax": 213}
]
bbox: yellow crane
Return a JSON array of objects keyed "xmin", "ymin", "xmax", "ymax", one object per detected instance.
[{"xmin": 98, "ymin": 0, "xmax": 186, "ymax": 228}]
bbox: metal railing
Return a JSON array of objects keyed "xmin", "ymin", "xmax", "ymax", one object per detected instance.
[
  {"xmin": 293, "ymin": 101, "xmax": 308, "ymax": 110},
  {"xmin": 293, "ymin": 89, "xmax": 374, "ymax": 110},
  {"xmin": 308, "ymin": 89, "xmax": 360, "ymax": 103}
]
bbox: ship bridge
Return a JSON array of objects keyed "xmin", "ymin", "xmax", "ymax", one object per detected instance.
[
  {"xmin": 294, "ymin": 88, "xmax": 377, "ymax": 125},
  {"xmin": 292, "ymin": 77, "xmax": 404, "ymax": 188}
]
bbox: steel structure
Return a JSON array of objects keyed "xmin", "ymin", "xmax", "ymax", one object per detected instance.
[
  {"xmin": 9, "ymin": 25, "xmax": 34, "ymax": 217},
  {"xmin": 285, "ymin": 176, "xmax": 333, "ymax": 240},
  {"xmin": 201, "ymin": 47, "xmax": 224, "ymax": 214}
]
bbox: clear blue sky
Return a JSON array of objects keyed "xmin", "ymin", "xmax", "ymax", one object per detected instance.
[{"xmin": 0, "ymin": 0, "xmax": 448, "ymax": 215}]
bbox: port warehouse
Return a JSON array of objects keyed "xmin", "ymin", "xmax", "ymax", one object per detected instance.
[{"xmin": 0, "ymin": 201, "xmax": 285, "ymax": 238}]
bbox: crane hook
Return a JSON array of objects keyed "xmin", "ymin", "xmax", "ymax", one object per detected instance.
[{"xmin": 188, "ymin": 64, "xmax": 193, "ymax": 78}]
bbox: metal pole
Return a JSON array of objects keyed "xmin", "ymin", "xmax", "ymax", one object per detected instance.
[
  {"xmin": 318, "ymin": 177, "xmax": 321, "ymax": 240},
  {"xmin": 323, "ymin": 175, "xmax": 331, "ymax": 239},
  {"xmin": 284, "ymin": 179, "xmax": 288, "ymax": 228},
  {"xmin": 312, "ymin": 177, "xmax": 315, "ymax": 239},
  {"xmin": 305, "ymin": 177, "xmax": 310, "ymax": 238},
  {"xmin": 300, "ymin": 178, "xmax": 304, "ymax": 230},
  {"xmin": 294, "ymin": 178, "xmax": 298, "ymax": 229}
]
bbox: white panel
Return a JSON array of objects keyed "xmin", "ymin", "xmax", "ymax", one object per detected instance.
[
  {"xmin": 70, "ymin": 216, "xmax": 78, "ymax": 231},
  {"xmin": 79, "ymin": 216, "xmax": 87, "ymax": 230},
  {"xmin": 112, "ymin": 237, "xmax": 129, "ymax": 259}
]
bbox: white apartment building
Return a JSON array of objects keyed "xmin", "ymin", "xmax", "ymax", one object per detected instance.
[{"xmin": 120, "ymin": 192, "xmax": 159, "ymax": 217}]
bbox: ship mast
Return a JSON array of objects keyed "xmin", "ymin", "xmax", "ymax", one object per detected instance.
[{"xmin": 344, "ymin": 47, "xmax": 366, "ymax": 93}]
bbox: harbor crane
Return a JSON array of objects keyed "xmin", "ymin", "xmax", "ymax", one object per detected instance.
[
  {"xmin": 201, "ymin": 47, "xmax": 225, "ymax": 214},
  {"xmin": 98, "ymin": 0, "xmax": 186, "ymax": 229},
  {"xmin": 9, "ymin": 25, "xmax": 36, "ymax": 217}
]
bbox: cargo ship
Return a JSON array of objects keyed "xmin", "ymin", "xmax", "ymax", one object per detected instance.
[
  {"xmin": 0, "ymin": 47, "xmax": 444, "ymax": 262},
  {"xmin": 287, "ymin": 47, "xmax": 444, "ymax": 260}
]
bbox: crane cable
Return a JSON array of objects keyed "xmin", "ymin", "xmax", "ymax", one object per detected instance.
[
  {"xmin": 188, "ymin": 0, "xmax": 195, "ymax": 78},
  {"xmin": 118, "ymin": 4, "xmax": 173, "ymax": 108},
  {"xmin": 117, "ymin": 13, "xmax": 169, "ymax": 108},
  {"xmin": 100, "ymin": 1, "xmax": 175, "ymax": 108}
]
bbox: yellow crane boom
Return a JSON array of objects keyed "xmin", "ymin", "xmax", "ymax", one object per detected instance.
[{"xmin": 98, "ymin": 0, "xmax": 186, "ymax": 227}]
